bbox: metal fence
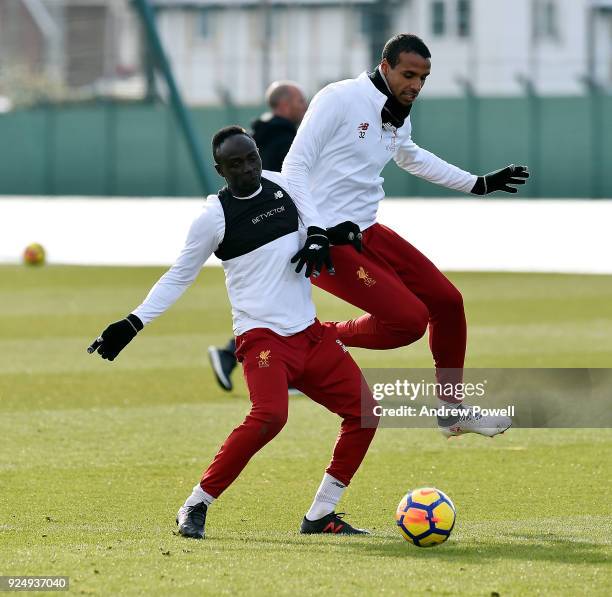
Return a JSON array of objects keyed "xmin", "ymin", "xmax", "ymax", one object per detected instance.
[
  {"xmin": 1, "ymin": 88, "xmax": 611, "ymax": 198},
  {"xmin": 1, "ymin": 0, "xmax": 611, "ymax": 198}
]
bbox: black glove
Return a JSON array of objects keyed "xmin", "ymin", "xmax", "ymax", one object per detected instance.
[
  {"xmin": 87, "ymin": 314, "xmax": 143, "ymax": 361},
  {"xmin": 471, "ymin": 164, "xmax": 529, "ymax": 195},
  {"xmin": 327, "ymin": 221, "xmax": 363, "ymax": 253},
  {"xmin": 291, "ymin": 226, "xmax": 335, "ymax": 278}
]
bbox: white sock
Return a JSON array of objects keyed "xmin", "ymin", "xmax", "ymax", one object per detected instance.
[
  {"xmin": 183, "ymin": 484, "xmax": 215, "ymax": 508},
  {"xmin": 305, "ymin": 473, "xmax": 346, "ymax": 521}
]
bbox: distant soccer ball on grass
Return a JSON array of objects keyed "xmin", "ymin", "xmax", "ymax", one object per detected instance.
[
  {"xmin": 23, "ymin": 243, "xmax": 46, "ymax": 266},
  {"xmin": 395, "ymin": 487, "xmax": 456, "ymax": 547}
]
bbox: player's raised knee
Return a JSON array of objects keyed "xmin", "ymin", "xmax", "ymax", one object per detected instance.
[{"xmin": 438, "ymin": 285, "xmax": 464, "ymax": 315}]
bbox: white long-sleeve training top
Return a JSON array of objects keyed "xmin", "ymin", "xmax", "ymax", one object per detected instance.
[
  {"xmin": 281, "ymin": 71, "xmax": 478, "ymax": 231},
  {"xmin": 132, "ymin": 171, "xmax": 316, "ymax": 336}
]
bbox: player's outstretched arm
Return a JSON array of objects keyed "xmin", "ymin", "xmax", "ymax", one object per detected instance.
[
  {"xmin": 394, "ymin": 137, "xmax": 478, "ymax": 193},
  {"xmin": 395, "ymin": 136, "xmax": 530, "ymax": 196},
  {"xmin": 470, "ymin": 165, "xmax": 530, "ymax": 195},
  {"xmin": 87, "ymin": 314, "xmax": 143, "ymax": 361},
  {"xmin": 87, "ymin": 200, "xmax": 224, "ymax": 362},
  {"xmin": 291, "ymin": 226, "xmax": 335, "ymax": 278}
]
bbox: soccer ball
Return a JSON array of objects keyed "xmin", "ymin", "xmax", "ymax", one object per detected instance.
[
  {"xmin": 23, "ymin": 243, "xmax": 46, "ymax": 266},
  {"xmin": 395, "ymin": 487, "xmax": 456, "ymax": 547}
]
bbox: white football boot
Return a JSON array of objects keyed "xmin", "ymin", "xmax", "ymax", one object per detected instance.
[{"xmin": 437, "ymin": 403, "xmax": 512, "ymax": 438}]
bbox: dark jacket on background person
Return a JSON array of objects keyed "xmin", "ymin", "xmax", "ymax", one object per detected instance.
[{"xmin": 251, "ymin": 114, "xmax": 297, "ymax": 172}]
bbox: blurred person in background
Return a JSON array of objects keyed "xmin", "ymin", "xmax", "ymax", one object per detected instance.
[
  {"xmin": 252, "ymin": 81, "xmax": 308, "ymax": 171},
  {"xmin": 208, "ymin": 81, "xmax": 308, "ymax": 392}
]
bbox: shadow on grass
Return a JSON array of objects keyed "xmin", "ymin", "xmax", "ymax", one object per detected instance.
[{"xmin": 233, "ymin": 532, "xmax": 609, "ymax": 565}]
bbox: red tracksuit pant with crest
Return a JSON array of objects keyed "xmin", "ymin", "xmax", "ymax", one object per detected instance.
[
  {"xmin": 313, "ymin": 222, "xmax": 467, "ymax": 399},
  {"xmin": 199, "ymin": 319, "xmax": 378, "ymax": 498}
]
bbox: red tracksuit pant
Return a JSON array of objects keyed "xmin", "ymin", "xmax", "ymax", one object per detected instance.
[
  {"xmin": 200, "ymin": 320, "xmax": 378, "ymax": 498},
  {"xmin": 313, "ymin": 223, "xmax": 467, "ymax": 396}
]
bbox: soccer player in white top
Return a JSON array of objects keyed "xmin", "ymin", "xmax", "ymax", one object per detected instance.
[
  {"xmin": 281, "ymin": 34, "xmax": 529, "ymax": 438},
  {"xmin": 87, "ymin": 126, "xmax": 377, "ymax": 538}
]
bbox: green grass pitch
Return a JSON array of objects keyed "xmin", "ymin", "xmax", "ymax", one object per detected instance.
[{"xmin": 1, "ymin": 265, "xmax": 611, "ymax": 595}]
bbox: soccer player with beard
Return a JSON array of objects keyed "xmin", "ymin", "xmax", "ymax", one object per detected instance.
[
  {"xmin": 281, "ymin": 34, "xmax": 530, "ymax": 438},
  {"xmin": 88, "ymin": 127, "xmax": 377, "ymax": 538}
]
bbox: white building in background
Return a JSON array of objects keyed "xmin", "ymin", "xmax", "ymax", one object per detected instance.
[
  {"xmin": 1, "ymin": 0, "xmax": 610, "ymax": 104},
  {"xmin": 414, "ymin": 0, "xmax": 612, "ymax": 96},
  {"xmin": 152, "ymin": 0, "xmax": 372, "ymax": 104},
  {"xmin": 151, "ymin": 0, "xmax": 612, "ymax": 104}
]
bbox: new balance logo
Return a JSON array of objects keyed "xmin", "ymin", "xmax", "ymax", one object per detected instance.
[
  {"xmin": 357, "ymin": 122, "xmax": 369, "ymax": 139},
  {"xmin": 308, "ymin": 243, "xmax": 323, "ymax": 250},
  {"xmin": 323, "ymin": 521, "xmax": 345, "ymax": 534},
  {"xmin": 274, "ymin": 190, "xmax": 284, "ymax": 199}
]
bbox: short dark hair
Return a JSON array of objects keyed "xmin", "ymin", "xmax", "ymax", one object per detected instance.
[
  {"xmin": 382, "ymin": 34, "xmax": 431, "ymax": 67},
  {"xmin": 212, "ymin": 125, "xmax": 252, "ymax": 162}
]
